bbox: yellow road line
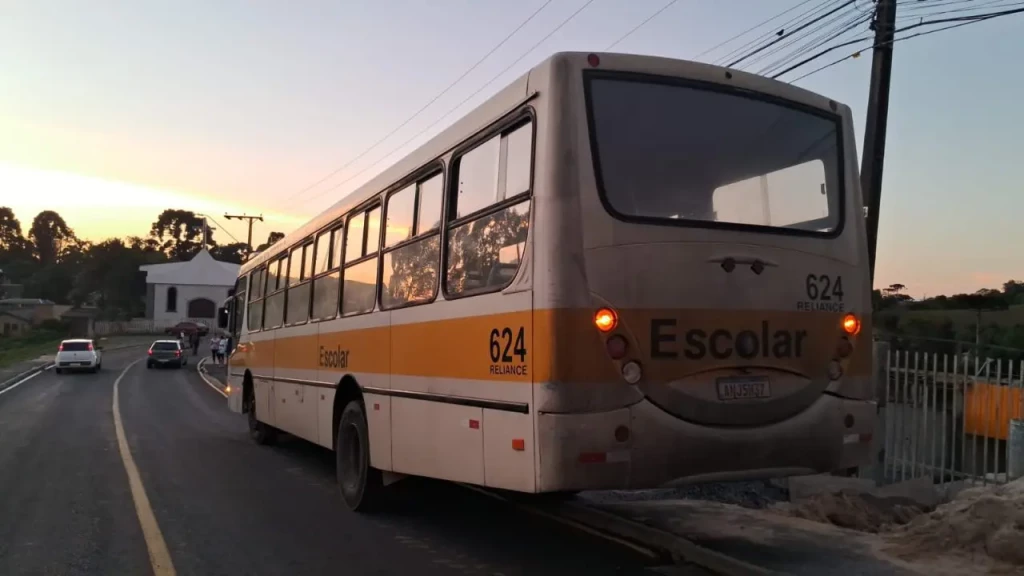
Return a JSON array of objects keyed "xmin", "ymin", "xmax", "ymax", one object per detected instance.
[{"xmin": 112, "ymin": 359, "xmax": 177, "ymax": 576}]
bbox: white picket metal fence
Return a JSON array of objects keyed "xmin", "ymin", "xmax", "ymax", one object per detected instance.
[{"xmin": 884, "ymin": 349, "xmax": 1024, "ymax": 487}]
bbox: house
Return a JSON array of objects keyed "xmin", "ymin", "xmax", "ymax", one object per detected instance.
[
  {"xmin": 0, "ymin": 298, "xmax": 70, "ymax": 324},
  {"xmin": 1, "ymin": 309, "xmax": 31, "ymax": 337},
  {"xmin": 140, "ymin": 249, "xmax": 240, "ymax": 324}
]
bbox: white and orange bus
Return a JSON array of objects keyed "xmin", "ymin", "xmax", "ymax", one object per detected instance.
[{"xmin": 221, "ymin": 52, "xmax": 876, "ymax": 511}]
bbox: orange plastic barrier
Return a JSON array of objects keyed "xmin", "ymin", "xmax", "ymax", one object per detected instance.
[{"xmin": 964, "ymin": 382, "xmax": 1024, "ymax": 440}]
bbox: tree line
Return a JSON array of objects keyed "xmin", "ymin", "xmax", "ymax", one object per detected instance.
[
  {"xmin": 875, "ymin": 280, "xmax": 1024, "ymax": 359},
  {"xmin": 0, "ymin": 207, "xmax": 283, "ymax": 320}
]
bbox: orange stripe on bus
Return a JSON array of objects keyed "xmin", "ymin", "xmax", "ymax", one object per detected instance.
[{"xmin": 229, "ymin": 308, "xmax": 871, "ymax": 384}]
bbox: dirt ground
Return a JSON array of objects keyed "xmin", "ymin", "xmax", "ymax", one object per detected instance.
[{"xmin": 772, "ymin": 478, "xmax": 1024, "ymax": 574}]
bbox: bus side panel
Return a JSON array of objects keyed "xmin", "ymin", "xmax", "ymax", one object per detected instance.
[
  {"xmin": 388, "ymin": 292, "xmax": 533, "ymax": 486},
  {"xmin": 316, "ymin": 313, "xmax": 392, "ymax": 463},
  {"xmin": 392, "ymin": 399, "xmax": 484, "ymax": 485},
  {"xmin": 273, "ymin": 324, "xmax": 321, "ymax": 444},
  {"xmin": 483, "ymin": 409, "xmax": 535, "ymax": 492},
  {"xmin": 249, "ymin": 330, "xmax": 277, "ymax": 428}
]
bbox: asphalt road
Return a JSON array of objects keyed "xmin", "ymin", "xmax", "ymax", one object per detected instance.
[{"xmin": 0, "ymin": 347, "xmax": 656, "ymax": 576}]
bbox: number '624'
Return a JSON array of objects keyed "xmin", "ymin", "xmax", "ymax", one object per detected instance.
[{"xmin": 489, "ymin": 327, "xmax": 527, "ymax": 363}]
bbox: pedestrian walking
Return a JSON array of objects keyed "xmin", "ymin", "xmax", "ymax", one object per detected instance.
[{"xmin": 191, "ymin": 332, "xmax": 200, "ymax": 356}]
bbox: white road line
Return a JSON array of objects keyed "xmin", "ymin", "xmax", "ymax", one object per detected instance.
[
  {"xmin": 112, "ymin": 359, "xmax": 177, "ymax": 576},
  {"xmin": 0, "ymin": 368, "xmax": 46, "ymax": 397},
  {"xmin": 196, "ymin": 357, "xmax": 228, "ymax": 398}
]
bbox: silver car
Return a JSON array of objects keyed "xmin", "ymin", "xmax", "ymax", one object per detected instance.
[{"xmin": 54, "ymin": 339, "xmax": 103, "ymax": 374}]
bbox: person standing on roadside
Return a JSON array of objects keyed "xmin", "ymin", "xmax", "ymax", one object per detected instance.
[
  {"xmin": 217, "ymin": 334, "xmax": 228, "ymax": 365},
  {"xmin": 209, "ymin": 334, "xmax": 220, "ymax": 364},
  {"xmin": 191, "ymin": 332, "xmax": 200, "ymax": 356}
]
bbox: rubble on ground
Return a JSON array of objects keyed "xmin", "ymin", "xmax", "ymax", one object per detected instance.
[{"xmin": 884, "ymin": 478, "xmax": 1024, "ymax": 567}]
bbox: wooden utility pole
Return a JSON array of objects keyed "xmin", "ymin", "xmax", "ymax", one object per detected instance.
[
  {"xmin": 224, "ymin": 213, "xmax": 264, "ymax": 253},
  {"xmin": 862, "ymin": 0, "xmax": 898, "ymax": 283}
]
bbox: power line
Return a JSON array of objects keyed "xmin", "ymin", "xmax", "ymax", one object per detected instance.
[
  {"xmin": 715, "ymin": 0, "xmax": 845, "ymax": 66},
  {"xmin": 755, "ymin": 10, "xmax": 871, "ymax": 76},
  {"xmin": 605, "ymin": 0, "xmax": 681, "ymax": 50},
  {"xmin": 694, "ymin": 0, "xmax": 820, "ymax": 60},
  {"xmin": 276, "ymin": 0, "xmax": 554, "ymax": 209},
  {"xmin": 302, "ymin": 0, "xmax": 598, "ymax": 208},
  {"xmin": 727, "ymin": 1, "xmax": 855, "ymax": 67},
  {"xmin": 783, "ymin": 6, "xmax": 1024, "ymax": 82},
  {"xmin": 746, "ymin": 6, "xmax": 867, "ymax": 74}
]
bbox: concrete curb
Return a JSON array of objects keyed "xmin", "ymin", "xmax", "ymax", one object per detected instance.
[
  {"xmin": 0, "ymin": 343, "xmax": 148, "ymax": 394},
  {"xmin": 196, "ymin": 357, "xmax": 228, "ymax": 398},
  {"xmin": 461, "ymin": 484, "xmax": 778, "ymax": 576}
]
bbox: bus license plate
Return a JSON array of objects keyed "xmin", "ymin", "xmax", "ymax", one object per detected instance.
[{"xmin": 716, "ymin": 376, "xmax": 771, "ymax": 401}]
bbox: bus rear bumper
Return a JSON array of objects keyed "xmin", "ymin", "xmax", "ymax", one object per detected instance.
[{"xmin": 535, "ymin": 394, "xmax": 876, "ymax": 492}]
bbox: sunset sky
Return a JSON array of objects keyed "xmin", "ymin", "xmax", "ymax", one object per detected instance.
[{"xmin": 1, "ymin": 0, "xmax": 1021, "ymax": 297}]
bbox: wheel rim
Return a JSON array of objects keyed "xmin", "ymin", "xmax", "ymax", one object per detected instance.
[{"xmin": 340, "ymin": 421, "xmax": 363, "ymax": 495}]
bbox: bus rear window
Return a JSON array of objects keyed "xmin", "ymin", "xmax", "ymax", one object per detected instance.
[{"xmin": 584, "ymin": 74, "xmax": 843, "ymax": 235}]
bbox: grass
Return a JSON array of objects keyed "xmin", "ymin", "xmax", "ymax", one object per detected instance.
[{"xmin": 0, "ymin": 330, "xmax": 65, "ymax": 369}]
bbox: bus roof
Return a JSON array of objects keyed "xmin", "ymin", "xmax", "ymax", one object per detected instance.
[{"xmin": 240, "ymin": 51, "xmax": 846, "ymax": 276}]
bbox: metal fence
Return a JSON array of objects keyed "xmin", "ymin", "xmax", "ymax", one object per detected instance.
[{"xmin": 884, "ymin": 349, "xmax": 1024, "ymax": 487}]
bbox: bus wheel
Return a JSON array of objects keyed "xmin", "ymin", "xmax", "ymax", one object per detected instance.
[
  {"xmin": 246, "ymin": 387, "xmax": 276, "ymax": 445},
  {"xmin": 336, "ymin": 400, "xmax": 383, "ymax": 512}
]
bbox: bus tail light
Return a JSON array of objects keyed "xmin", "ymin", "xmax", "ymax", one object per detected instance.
[
  {"xmin": 512, "ymin": 438, "xmax": 525, "ymax": 451},
  {"xmin": 622, "ymin": 360, "xmax": 642, "ymax": 384},
  {"xmin": 594, "ymin": 308, "xmax": 618, "ymax": 332},
  {"xmin": 606, "ymin": 334, "xmax": 628, "ymax": 359},
  {"xmin": 842, "ymin": 314, "xmax": 861, "ymax": 335}
]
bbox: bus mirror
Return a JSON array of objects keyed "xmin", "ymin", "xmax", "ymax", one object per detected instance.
[{"xmin": 218, "ymin": 307, "xmax": 229, "ymax": 329}]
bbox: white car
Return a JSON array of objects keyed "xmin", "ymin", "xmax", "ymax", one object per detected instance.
[{"xmin": 54, "ymin": 339, "xmax": 103, "ymax": 374}]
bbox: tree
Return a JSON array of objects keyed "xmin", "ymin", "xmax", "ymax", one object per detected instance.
[
  {"xmin": 149, "ymin": 209, "xmax": 213, "ymax": 260},
  {"xmin": 211, "ymin": 242, "xmax": 249, "ymax": 264},
  {"xmin": 71, "ymin": 238, "xmax": 167, "ymax": 316},
  {"xmin": 256, "ymin": 231, "xmax": 285, "ymax": 252},
  {"xmin": 28, "ymin": 210, "xmax": 79, "ymax": 266},
  {"xmin": 884, "ymin": 283, "xmax": 906, "ymax": 295},
  {"xmin": 0, "ymin": 207, "xmax": 29, "ymax": 253}
]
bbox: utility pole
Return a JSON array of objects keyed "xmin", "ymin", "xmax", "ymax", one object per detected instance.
[
  {"xmin": 862, "ymin": 0, "xmax": 897, "ymax": 284},
  {"xmin": 224, "ymin": 213, "xmax": 264, "ymax": 253}
]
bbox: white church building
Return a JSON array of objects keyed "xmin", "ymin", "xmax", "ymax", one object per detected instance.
[{"xmin": 140, "ymin": 249, "xmax": 240, "ymax": 325}]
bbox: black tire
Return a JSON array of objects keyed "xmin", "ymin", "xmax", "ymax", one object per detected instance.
[
  {"xmin": 246, "ymin": 386, "xmax": 276, "ymax": 445},
  {"xmin": 55, "ymin": 368, "xmax": 62, "ymax": 375},
  {"xmin": 336, "ymin": 400, "xmax": 384, "ymax": 512}
]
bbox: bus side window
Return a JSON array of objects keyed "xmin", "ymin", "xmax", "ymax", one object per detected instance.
[
  {"xmin": 286, "ymin": 242, "xmax": 312, "ymax": 325},
  {"xmin": 231, "ymin": 273, "xmax": 248, "ymax": 338},
  {"xmin": 446, "ymin": 119, "xmax": 533, "ymax": 297},
  {"xmin": 263, "ymin": 255, "xmax": 288, "ymax": 329},
  {"xmin": 247, "ymin": 267, "xmax": 265, "ymax": 332},
  {"xmin": 311, "ymin": 226, "xmax": 341, "ymax": 321},
  {"xmin": 342, "ymin": 206, "xmax": 381, "ymax": 316},
  {"xmin": 381, "ymin": 171, "xmax": 442, "ymax": 309}
]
